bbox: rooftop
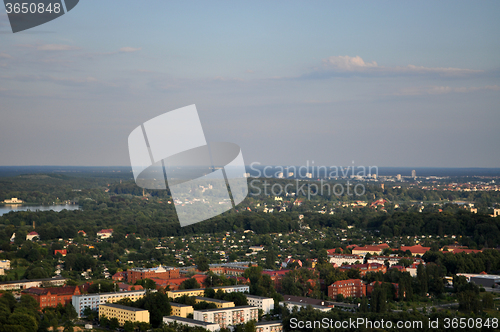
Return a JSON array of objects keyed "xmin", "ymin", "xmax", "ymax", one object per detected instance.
[
  {"xmin": 100, "ymin": 303, "xmax": 148, "ymax": 312},
  {"xmin": 194, "ymin": 305, "xmax": 255, "ymax": 313},
  {"xmin": 164, "ymin": 316, "xmax": 218, "ymax": 326}
]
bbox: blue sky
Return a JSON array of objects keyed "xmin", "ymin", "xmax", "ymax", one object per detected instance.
[{"xmin": 0, "ymin": 1, "xmax": 499, "ymax": 167}]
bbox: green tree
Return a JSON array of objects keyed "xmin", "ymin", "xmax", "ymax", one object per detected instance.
[
  {"xmin": 195, "ymin": 255, "xmax": 210, "ymax": 272},
  {"xmin": 109, "ymin": 317, "xmax": 120, "ymax": 331},
  {"xmin": 8, "ymin": 313, "xmax": 38, "ymax": 332},
  {"xmin": 180, "ymin": 278, "xmax": 200, "ymax": 290}
]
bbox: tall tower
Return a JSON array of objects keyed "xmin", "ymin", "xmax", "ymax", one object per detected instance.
[{"xmin": 411, "ymin": 170, "xmax": 416, "ymax": 178}]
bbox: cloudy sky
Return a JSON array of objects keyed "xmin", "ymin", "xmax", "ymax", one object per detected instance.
[{"xmin": 0, "ymin": 1, "xmax": 499, "ymax": 168}]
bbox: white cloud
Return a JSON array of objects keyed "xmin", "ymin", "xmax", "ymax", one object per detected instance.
[
  {"xmin": 395, "ymin": 85, "xmax": 500, "ymax": 96},
  {"xmin": 315, "ymin": 55, "xmax": 482, "ymax": 77},
  {"xmin": 323, "ymin": 55, "xmax": 378, "ymax": 71},
  {"xmin": 0, "ymin": 53, "xmax": 12, "ymax": 59},
  {"xmin": 397, "ymin": 64, "xmax": 482, "ymax": 76},
  {"xmin": 119, "ymin": 47, "xmax": 141, "ymax": 53},
  {"xmin": 36, "ymin": 44, "xmax": 80, "ymax": 51}
]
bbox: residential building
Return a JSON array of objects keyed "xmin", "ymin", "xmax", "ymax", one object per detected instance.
[
  {"xmin": 126, "ymin": 266, "xmax": 180, "ymax": 284},
  {"xmin": 150, "ymin": 274, "xmax": 206, "ymax": 290},
  {"xmin": 54, "ymin": 249, "xmax": 67, "ymax": 256},
  {"xmin": 246, "ymin": 295, "xmax": 274, "ymax": 314},
  {"xmin": 0, "ymin": 260, "xmax": 10, "ymax": 270},
  {"xmin": 167, "ymin": 285, "xmax": 249, "ymax": 299},
  {"xmin": 170, "ymin": 303, "xmax": 194, "ymax": 318},
  {"xmin": 72, "ymin": 290, "xmax": 148, "ymax": 317},
  {"xmin": 351, "ymin": 244, "xmax": 389, "ymax": 255},
  {"xmin": 366, "ymin": 256, "xmax": 424, "ymax": 267},
  {"xmin": 23, "ymin": 286, "xmax": 81, "ymax": 308},
  {"xmin": 117, "ymin": 283, "xmax": 143, "ymax": 292},
  {"xmin": 26, "ymin": 231, "xmax": 39, "ymax": 241},
  {"xmin": 281, "ymin": 258, "xmax": 302, "ymax": 268},
  {"xmin": 340, "ymin": 263, "xmax": 387, "ymax": 276},
  {"xmin": 195, "ymin": 297, "xmax": 234, "ymax": 308},
  {"xmin": 3, "ymin": 198, "xmax": 23, "ymax": 204},
  {"xmin": 97, "ymin": 229, "xmax": 113, "ymax": 239},
  {"xmin": 0, "ymin": 277, "xmax": 67, "ymax": 291},
  {"xmin": 99, "ymin": 303, "xmax": 149, "ymax": 326},
  {"xmin": 249, "ymin": 246, "xmax": 264, "ymax": 252},
  {"xmin": 279, "ymin": 301, "xmax": 332, "ymax": 312},
  {"xmin": 163, "ymin": 316, "xmax": 220, "ymax": 332},
  {"xmin": 112, "ymin": 271, "xmax": 127, "ymax": 281},
  {"xmin": 399, "ymin": 244, "xmax": 430, "ymax": 256},
  {"xmin": 256, "ymin": 321, "xmax": 283, "ymax": 332},
  {"xmin": 328, "ymin": 279, "xmax": 365, "ymax": 299},
  {"xmin": 328, "ymin": 254, "xmax": 363, "ymax": 266},
  {"xmin": 193, "ymin": 306, "xmax": 258, "ymax": 329}
]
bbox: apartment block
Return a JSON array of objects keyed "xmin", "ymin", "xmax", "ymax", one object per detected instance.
[
  {"xmin": 99, "ymin": 303, "xmax": 149, "ymax": 325},
  {"xmin": 170, "ymin": 303, "xmax": 194, "ymax": 318},
  {"xmin": 167, "ymin": 285, "xmax": 249, "ymax": 299},
  {"xmin": 328, "ymin": 279, "xmax": 366, "ymax": 299},
  {"xmin": 256, "ymin": 320, "xmax": 283, "ymax": 332},
  {"xmin": 279, "ymin": 301, "xmax": 332, "ymax": 312},
  {"xmin": 328, "ymin": 254, "xmax": 363, "ymax": 266},
  {"xmin": 246, "ymin": 295, "xmax": 274, "ymax": 314},
  {"xmin": 127, "ymin": 266, "xmax": 180, "ymax": 284},
  {"xmin": 339, "ymin": 263, "xmax": 387, "ymax": 276},
  {"xmin": 194, "ymin": 306, "xmax": 258, "ymax": 329},
  {"xmin": 195, "ymin": 297, "xmax": 235, "ymax": 308},
  {"xmin": 72, "ymin": 290, "xmax": 149, "ymax": 317},
  {"xmin": 0, "ymin": 277, "xmax": 67, "ymax": 291},
  {"xmin": 163, "ymin": 316, "xmax": 220, "ymax": 332}
]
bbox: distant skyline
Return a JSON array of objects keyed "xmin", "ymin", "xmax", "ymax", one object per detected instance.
[{"xmin": 1, "ymin": 1, "xmax": 499, "ymax": 167}]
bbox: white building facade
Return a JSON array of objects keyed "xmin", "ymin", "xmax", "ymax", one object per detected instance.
[{"xmin": 246, "ymin": 295, "xmax": 274, "ymax": 314}]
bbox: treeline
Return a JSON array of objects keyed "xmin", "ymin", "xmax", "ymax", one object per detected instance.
[
  {"xmin": 303, "ymin": 208, "xmax": 500, "ymax": 247},
  {"xmin": 2, "ymin": 199, "xmax": 500, "ymax": 249},
  {"xmin": 247, "ymin": 178, "xmax": 500, "ymax": 205},
  {"xmin": 423, "ymin": 249, "xmax": 500, "ymax": 275}
]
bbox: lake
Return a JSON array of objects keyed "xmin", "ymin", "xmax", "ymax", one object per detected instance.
[{"xmin": 0, "ymin": 204, "xmax": 81, "ymax": 216}]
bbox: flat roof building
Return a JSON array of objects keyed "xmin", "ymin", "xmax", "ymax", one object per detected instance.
[
  {"xmin": 167, "ymin": 285, "xmax": 249, "ymax": 299},
  {"xmin": 163, "ymin": 316, "xmax": 220, "ymax": 332},
  {"xmin": 195, "ymin": 297, "xmax": 235, "ymax": 308},
  {"xmin": 246, "ymin": 295, "xmax": 274, "ymax": 314},
  {"xmin": 279, "ymin": 301, "xmax": 332, "ymax": 312},
  {"xmin": 194, "ymin": 305, "xmax": 258, "ymax": 329},
  {"xmin": 99, "ymin": 303, "xmax": 149, "ymax": 326},
  {"xmin": 170, "ymin": 303, "xmax": 194, "ymax": 318},
  {"xmin": 256, "ymin": 320, "xmax": 283, "ymax": 332},
  {"xmin": 72, "ymin": 290, "xmax": 149, "ymax": 317}
]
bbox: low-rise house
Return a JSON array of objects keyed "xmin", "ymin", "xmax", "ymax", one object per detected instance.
[
  {"xmin": 26, "ymin": 231, "xmax": 39, "ymax": 241},
  {"xmin": 97, "ymin": 229, "xmax": 113, "ymax": 239}
]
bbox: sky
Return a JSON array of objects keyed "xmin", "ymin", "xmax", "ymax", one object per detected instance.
[{"xmin": 0, "ymin": 1, "xmax": 499, "ymax": 168}]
